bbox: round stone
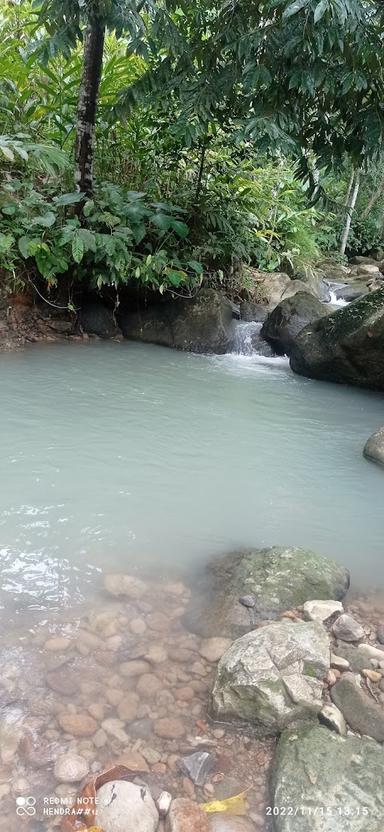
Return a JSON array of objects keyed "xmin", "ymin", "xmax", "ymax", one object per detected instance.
[{"xmin": 54, "ymin": 753, "xmax": 89, "ymax": 783}]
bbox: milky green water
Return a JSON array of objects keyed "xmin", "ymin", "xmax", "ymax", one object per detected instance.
[{"xmin": 0, "ymin": 341, "xmax": 383, "ymax": 622}]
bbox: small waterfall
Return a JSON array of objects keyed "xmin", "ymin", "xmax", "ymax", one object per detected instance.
[
  {"xmin": 232, "ymin": 321, "xmax": 274, "ymax": 356},
  {"xmin": 328, "ymin": 289, "xmax": 348, "ymax": 308}
]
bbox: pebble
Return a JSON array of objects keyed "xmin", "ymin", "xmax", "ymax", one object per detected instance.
[
  {"xmin": 106, "ymin": 688, "xmax": 125, "ymax": 706},
  {"xmin": 320, "ymin": 703, "xmax": 347, "ymax": 736},
  {"xmin": 117, "ymin": 692, "xmax": 140, "ymax": 721},
  {"xmin": 120, "ymin": 660, "xmax": 152, "ymax": 677},
  {"xmin": 130, "ymin": 618, "xmax": 147, "ymax": 635},
  {"xmin": 359, "ymin": 643, "xmax": 384, "ymax": 662},
  {"xmin": 96, "ymin": 780, "xmax": 158, "ymax": 832},
  {"xmin": 54, "ymin": 753, "xmax": 89, "ymax": 783},
  {"xmin": 58, "ymin": 713, "xmax": 98, "ymax": 737},
  {"xmin": 136, "ymin": 673, "xmax": 160, "ymax": 698},
  {"xmin": 154, "ymin": 718, "xmax": 186, "ymax": 739},
  {"xmin": 303, "ymin": 599, "xmax": 343, "ymax": 623},
  {"xmin": 175, "ymin": 686, "xmax": 195, "ymax": 701},
  {"xmin": 145, "ymin": 644, "xmax": 168, "ymax": 664},
  {"xmin": 332, "ymin": 614, "xmax": 364, "ymax": 642},
  {"xmin": 46, "ymin": 668, "xmax": 79, "ymax": 696},
  {"xmin": 361, "ymin": 668, "xmax": 382, "ymax": 683},
  {"xmin": 330, "ymin": 653, "xmax": 350, "ymax": 671},
  {"xmin": 167, "ymin": 798, "xmax": 209, "ymax": 832},
  {"xmin": 114, "ymin": 750, "xmax": 149, "ymax": 772},
  {"xmin": 199, "ymin": 638, "xmax": 232, "ymax": 663},
  {"xmin": 44, "ymin": 637, "xmax": 72, "ymax": 652},
  {"xmin": 101, "ymin": 718, "xmax": 129, "ymax": 743},
  {"xmin": 168, "ymin": 648, "xmax": 195, "ymax": 663},
  {"xmin": 93, "ymin": 728, "xmax": 108, "ymax": 748},
  {"xmin": 104, "ymin": 573, "xmax": 148, "ymax": 599},
  {"xmin": 141, "ymin": 746, "xmax": 162, "ymax": 765},
  {"xmin": 88, "ymin": 703, "xmax": 105, "ymax": 721}
]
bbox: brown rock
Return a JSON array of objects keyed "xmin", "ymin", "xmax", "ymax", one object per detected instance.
[
  {"xmin": 199, "ymin": 638, "xmax": 232, "ymax": 663},
  {"xmin": 120, "ymin": 660, "xmax": 151, "ymax": 677},
  {"xmin": 166, "ymin": 798, "xmax": 209, "ymax": 832},
  {"xmin": 58, "ymin": 713, "xmax": 97, "ymax": 737},
  {"xmin": 113, "ymin": 750, "xmax": 149, "ymax": 772},
  {"xmin": 44, "ymin": 637, "xmax": 72, "ymax": 652},
  {"xmin": 362, "ymin": 668, "xmax": 382, "ymax": 683},
  {"xmin": 154, "ymin": 718, "xmax": 186, "ymax": 739},
  {"xmin": 175, "ymin": 686, "xmax": 195, "ymax": 701},
  {"xmin": 136, "ymin": 673, "xmax": 160, "ymax": 698},
  {"xmin": 117, "ymin": 692, "xmax": 140, "ymax": 721},
  {"xmin": 147, "ymin": 612, "xmax": 170, "ymax": 631},
  {"xmin": 104, "ymin": 573, "xmax": 147, "ymax": 599},
  {"xmin": 168, "ymin": 648, "xmax": 195, "ymax": 663}
]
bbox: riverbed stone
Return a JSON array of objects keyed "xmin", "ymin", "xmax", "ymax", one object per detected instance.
[
  {"xmin": 104, "ymin": 573, "xmax": 147, "ymax": 599},
  {"xmin": 184, "ymin": 547, "xmax": 349, "ymax": 638},
  {"xmin": 117, "ymin": 692, "xmax": 140, "ymax": 720},
  {"xmin": 54, "ymin": 753, "xmax": 89, "ymax": 783},
  {"xmin": 331, "ymin": 672, "xmax": 384, "ymax": 741},
  {"xmin": 289, "ymin": 285, "xmax": 384, "ymax": 390},
  {"xmin": 319, "ymin": 703, "xmax": 347, "ymax": 735},
  {"xmin": 331, "ymin": 614, "xmax": 364, "ymax": 642},
  {"xmin": 46, "ymin": 668, "xmax": 79, "ymax": 696},
  {"xmin": 113, "ymin": 750, "xmax": 149, "ymax": 771},
  {"xmin": 209, "ymin": 818, "xmax": 256, "ymax": 832},
  {"xmin": 271, "ymin": 724, "xmax": 384, "ymax": 831},
  {"xmin": 303, "ymin": 599, "xmax": 343, "ymax": 623},
  {"xmin": 211, "ymin": 620, "xmax": 329, "ymax": 735},
  {"xmin": 363, "ymin": 426, "xmax": 384, "ymax": 467},
  {"xmin": 261, "ymin": 292, "xmax": 328, "ymax": 355},
  {"xmin": 166, "ymin": 798, "xmax": 210, "ymax": 832},
  {"xmin": 199, "ymin": 638, "xmax": 233, "ymax": 662},
  {"xmin": 58, "ymin": 713, "xmax": 97, "ymax": 737},
  {"xmin": 119, "ymin": 289, "xmax": 236, "ymax": 354},
  {"xmin": 154, "ymin": 717, "xmax": 185, "ymax": 739},
  {"xmin": 96, "ymin": 780, "xmax": 159, "ymax": 832}
]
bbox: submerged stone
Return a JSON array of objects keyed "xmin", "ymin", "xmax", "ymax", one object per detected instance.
[
  {"xmin": 271, "ymin": 724, "xmax": 384, "ymax": 831},
  {"xmin": 330, "ymin": 673, "xmax": 384, "ymax": 742},
  {"xmin": 184, "ymin": 547, "xmax": 349, "ymax": 638},
  {"xmin": 96, "ymin": 780, "xmax": 158, "ymax": 832},
  {"xmin": 211, "ymin": 620, "xmax": 329, "ymax": 735}
]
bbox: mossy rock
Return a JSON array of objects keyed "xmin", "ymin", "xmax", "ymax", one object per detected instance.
[
  {"xmin": 271, "ymin": 724, "xmax": 384, "ymax": 831},
  {"xmin": 184, "ymin": 546, "xmax": 349, "ymax": 638},
  {"xmin": 290, "ymin": 285, "xmax": 384, "ymax": 390}
]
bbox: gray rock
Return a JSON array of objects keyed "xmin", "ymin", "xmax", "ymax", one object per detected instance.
[
  {"xmin": 303, "ymin": 600, "xmax": 343, "ymax": 623},
  {"xmin": 334, "ymin": 283, "xmax": 367, "ymax": 302},
  {"xmin": 319, "ymin": 703, "xmax": 347, "ymax": 735},
  {"xmin": 363, "ymin": 426, "xmax": 384, "ymax": 467},
  {"xmin": 54, "ymin": 753, "xmax": 89, "ymax": 783},
  {"xmin": 333, "ymin": 644, "xmax": 378, "ymax": 672},
  {"xmin": 290, "ymin": 285, "xmax": 384, "ymax": 390},
  {"xmin": 331, "ymin": 614, "xmax": 364, "ymax": 642},
  {"xmin": 331, "ymin": 672, "xmax": 384, "ymax": 741},
  {"xmin": 357, "ymin": 643, "xmax": 384, "ymax": 662},
  {"xmin": 239, "ymin": 301, "xmax": 268, "ymax": 323},
  {"xmin": 184, "ymin": 547, "xmax": 349, "ymax": 638},
  {"xmin": 271, "ymin": 724, "xmax": 384, "ymax": 831},
  {"xmin": 80, "ymin": 301, "xmax": 118, "ymax": 338},
  {"xmin": 349, "ymin": 256, "xmax": 379, "ymax": 266},
  {"xmin": 179, "ymin": 751, "xmax": 216, "ymax": 785},
  {"xmin": 96, "ymin": 780, "xmax": 158, "ymax": 832},
  {"xmin": 261, "ymin": 292, "xmax": 328, "ymax": 355},
  {"xmin": 211, "ymin": 620, "xmax": 330, "ymax": 736},
  {"xmin": 330, "ymin": 653, "xmax": 350, "ymax": 671},
  {"xmin": 119, "ymin": 289, "xmax": 235, "ymax": 354}
]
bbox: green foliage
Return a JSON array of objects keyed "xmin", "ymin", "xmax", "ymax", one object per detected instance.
[{"xmin": 0, "ymin": 178, "xmax": 202, "ymax": 293}]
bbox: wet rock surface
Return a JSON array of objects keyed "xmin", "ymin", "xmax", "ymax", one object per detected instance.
[
  {"xmin": 212, "ymin": 621, "xmax": 330, "ymax": 734},
  {"xmin": 271, "ymin": 724, "xmax": 384, "ymax": 831},
  {"xmin": 330, "ymin": 673, "xmax": 384, "ymax": 741},
  {"xmin": 260, "ymin": 292, "xmax": 328, "ymax": 356},
  {"xmin": 363, "ymin": 425, "xmax": 384, "ymax": 467},
  {"xmin": 184, "ymin": 547, "xmax": 349, "ymax": 638}
]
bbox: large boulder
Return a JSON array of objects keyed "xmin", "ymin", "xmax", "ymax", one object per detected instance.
[
  {"xmin": 183, "ymin": 547, "xmax": 350, "ymax": 638},
  {"xmin": 271, "ymin": 724, "xmax": 384, "ymax": 832},
  {"xmin": 363, "ymin": 426, "xmax": 384, "ymax": 467},
  {"xmin": 119, "ymin": 289, "xmax": 235, "ymax": 354},
  {"xmin": 289, "ymin": 285, "xmax": 384, "ymax": 390},
  {"xmin": 211, "ymin": 620, "xmax": 329, "ymax": 734},
  {"xmin": 241, "ymin": 269, "xmax": 321, "ymax": 310},
  {"xmin": 260, "ymin": 292, "xmax": 328, "ymax": 355}
]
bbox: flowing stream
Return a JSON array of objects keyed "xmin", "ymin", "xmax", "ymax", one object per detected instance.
[
  {"xmin": 0, "ymin": 339, "xmax": 383, "ymax": 623},
  {"xmin": 0, "ymin": 339, "xmax": 383, "ymax": 830}
]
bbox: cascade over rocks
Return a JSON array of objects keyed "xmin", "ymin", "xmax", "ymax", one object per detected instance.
[
  {"xmin": 119, "ymin": 288, "xmax": 235, "ymax": 353},
  {"xmin": 289, "ymin": 286, "xmax": 384, "ymax": 390},
  {"xmin": 183, "ymin": 547, "xmax": 350, "ymax": 638},
  {"xmin": 211, "ymin": 620, "xmax": 330, "ymax": 734},
  {"xmin": 260, "ymin": 292, "xmax": 328, "ymax": 355},
  {"xmin": 363, "ymin": 426, "xmax": 384, "ymax": 467},
  {"xmin": 271, "ymin": 724, "xmax": 384, "ymax": 832}
]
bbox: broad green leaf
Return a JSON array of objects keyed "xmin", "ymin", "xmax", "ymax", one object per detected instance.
[
  {"xmin": 54, "ymin": 192, "xmax": 85, "ymax": 206},
  {"xmin": 31, "ymin": 211, "xmax": 57, "ymax": 228},
  {"xmin": 314, "ymin": 0, "xmax": 328, "ymax": 23},
  {"xmin": 83, "ymin": 199, "xmax": 95, "ymax": 217},
  {"xmin": 72, "ymin": 233, "xmax": 84, "ymax": 263},
  {"xmin": 169, "ymin": 219, "xmax": 189, "ymax": 239},
  {"xmin": 0, "ymin": 145, "xmax": 14, "ymax": 161},
  {"xmin": 18, "ymin": 236, "xmax": 32, "ymax": 258},
  {"xmin": 283, "ymin": 0, "xmax": 310, "ymax": 20}
]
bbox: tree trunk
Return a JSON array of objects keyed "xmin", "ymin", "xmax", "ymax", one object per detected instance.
[
  {"xmin": 75, "ymin": 19, "xmax": 105, "ymax": 197},
  {"xmin": 340, "ymin": 168, "xmax": 360, "ymax": 255}
]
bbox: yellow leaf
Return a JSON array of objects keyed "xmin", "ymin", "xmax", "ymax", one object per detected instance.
[{"xmin": 200, "ymin": 791, "xmax": 249, "ymax": 815}]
